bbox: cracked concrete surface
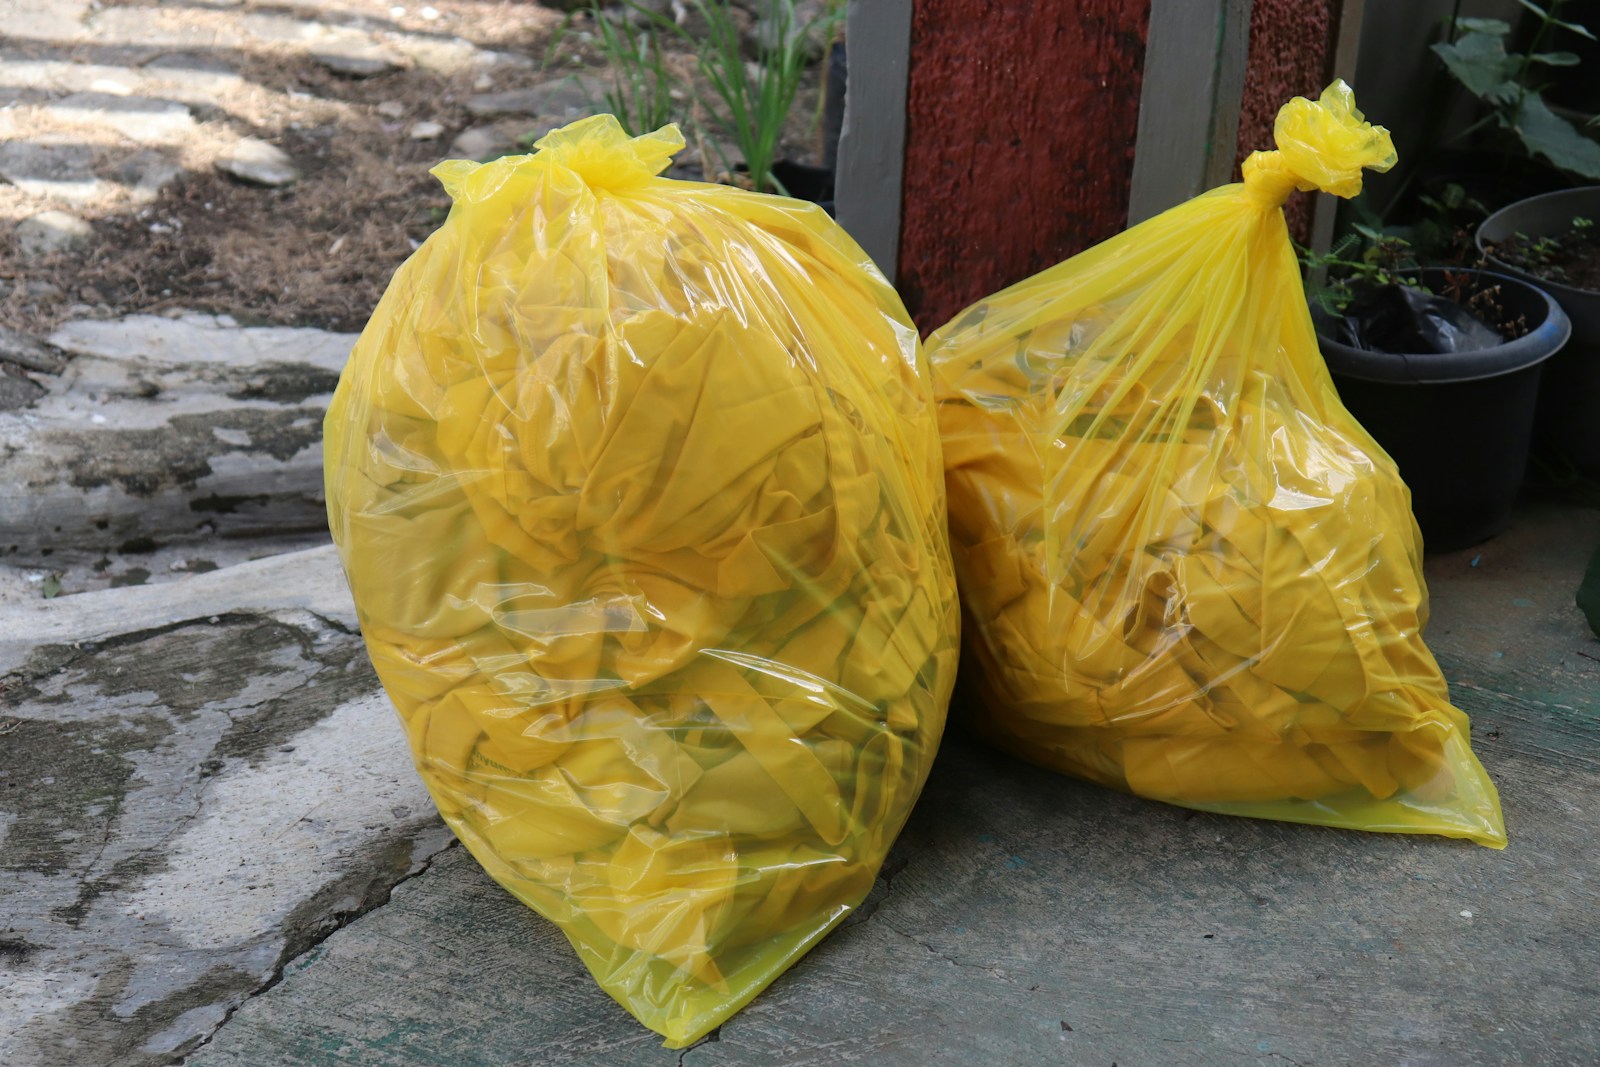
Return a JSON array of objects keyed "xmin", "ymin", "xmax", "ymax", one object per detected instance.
[
  {"xmin": 0, "ymin": 549, "xmax": 452, "ymax": 1066},
  {"xmin": 162, "ymin": 504, "xmax": 1595, "ymax": 1067},
  {"xmin": 2, "ymin": 504, "xmax": 1596, "ymax": 1067},
  {"xmin": 0, "ymin": 405, "xmax": 1594, "ymax": 1063},
  {"xmin": 2, "ymin": 1, "xmax": 1597, "ymax": 1063}
]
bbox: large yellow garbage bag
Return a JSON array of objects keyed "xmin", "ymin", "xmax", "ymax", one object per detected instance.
[
  {"xmin": 324, "ymin": 115, "xmax": 960, "ymax": 1045},
  {"xmin": 929, "ymin": 83, "xmax": 1505, "ymax": 847}
]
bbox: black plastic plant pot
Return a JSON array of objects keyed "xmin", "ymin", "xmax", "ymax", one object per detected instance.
[
  {"xmin": 1317, "ymin": 269, "xmax": 1571, "ymax": 554},
  {"xmin": 731, "ymin": 160, "xmax": 835, "ymax": 216},
  {"xmin": 1477, "ymin": 187, "xmax": 1600, "ymax": 472},
  {"xmin": 770, "ymin": 159, "xmax": 834, "ymax": 207}
]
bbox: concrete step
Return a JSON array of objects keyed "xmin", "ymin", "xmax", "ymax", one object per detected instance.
[{"xmin": 0, "ymin": 313, "xmax": 356, "ymax": 557}]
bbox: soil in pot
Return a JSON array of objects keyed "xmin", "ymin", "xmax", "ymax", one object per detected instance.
[
  {"xmin": 1317, "ymin": 268, "xmax": 1571, "ymax": 553},
  {"xmin": 1484, "ymin": 217, "xmax": 1600, "ymax": 296},
  {"xmin": 1327, "ymin": 277, "xmax": 1522, "ymax": 354},
  {"xmin": 1479, "ymin": 188, "xmax": 1600, "ymax": 473}
]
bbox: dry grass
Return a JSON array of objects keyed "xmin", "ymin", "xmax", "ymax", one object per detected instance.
[{"xmin": 76, "ymin": 153, "xmax": 447, "ymax": 332}]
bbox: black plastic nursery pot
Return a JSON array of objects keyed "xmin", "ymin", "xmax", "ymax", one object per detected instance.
[
  {"xmin": 1318, "ymin": 269, "xmax": 1571, "ymax": 553},
  {"xmin": 1478, "ymin": 187, "xmax": 1600, "ymax": 473}
]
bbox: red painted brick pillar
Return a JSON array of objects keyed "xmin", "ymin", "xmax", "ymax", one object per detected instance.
[
  {"xmin": 1233, "ymin": 0, "xmax": 1340, "ymax": 239},
  {"xmin": 896, "ymin": 0, "xmax": 1152, "ymax": 333}
]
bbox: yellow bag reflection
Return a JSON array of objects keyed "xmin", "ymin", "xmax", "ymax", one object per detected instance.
[
  {"xmin": 324, "ymin": 115, "xmax": 959, "ymax": 1046},
  {"xmin": 930, "ymin": 83, "xmax": 1505, "ymax": 847}
]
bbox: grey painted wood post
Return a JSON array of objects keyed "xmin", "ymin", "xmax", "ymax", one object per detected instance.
[
  {"xmin": 835, "ymin": 0, "xmax": 913, "ymax": 282},
  {"xmin": 1308, "ymin": 0, "xmax": 1367, "ymax": 258},
  {"xmin": 1126, "ymin": 0, "xmax": 1253, "ymax": 226}
]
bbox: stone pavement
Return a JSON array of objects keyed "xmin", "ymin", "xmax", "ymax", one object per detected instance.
[
  {"xmin": 0, "ymin": 547, "xmax": 454, "ymax": 1065},
  {"xmin": 0, "ymin": 0, "xmax": 760, "ymax": 290},
  {"xmin": 0, "ymin": 311, "xmax": 357, "ymax": 606},
  {"xmin": 3, "ymin": 503, "xmax": 1597, "ymax": 1067}
]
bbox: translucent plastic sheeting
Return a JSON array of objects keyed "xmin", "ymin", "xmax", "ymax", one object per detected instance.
[
  {"xmin": 324, "ymin": 115, "xmax": 960, "ymax": 1046},
  {"xmin": 929, "ymin": 83, "xmax": 1506, "ymax": 847}
]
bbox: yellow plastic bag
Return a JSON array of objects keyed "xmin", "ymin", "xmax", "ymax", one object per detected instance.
[
  {"xmin": 324, "ymin": 115, "xmax": 960, "ymax": 1045},
  {"xmin": 929, "ymin": 83, "xmax": 1505, "ymax": 847}
]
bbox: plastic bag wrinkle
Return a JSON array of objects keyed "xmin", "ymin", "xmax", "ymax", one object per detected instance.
[
  {"xmin": 324, "ymin": 115, "xmax": 959, "ymax": 1046},
  {"xmin": 929, "ymin": 83, "xmax": 1504, "ymax": 847}
]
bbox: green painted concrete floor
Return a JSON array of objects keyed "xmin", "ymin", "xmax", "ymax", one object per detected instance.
[{"xmin": 181, "ymin": 501, "xmax": 1600, "ymax": 1067}]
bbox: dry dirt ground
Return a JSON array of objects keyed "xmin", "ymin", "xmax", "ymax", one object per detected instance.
[{"xmin": 1, "ymin": 0, "xmax": 828, "ymax": 338}]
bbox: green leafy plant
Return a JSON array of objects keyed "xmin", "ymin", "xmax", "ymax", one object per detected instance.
[
  {"xmin": 1302, "ymin": 180, "xmax": 1500, "ymax": 315},
  {"xmin": 540, "ymin": 9, "xmax": 591, "ymax": 71},
  {"xmin": 1299, "ymin": 225, "xmax": 1426, "ymax": 316},
  {"xmin": 589, "ymin": 2, "xmax": 680, "ymax": 137},
  {"xmin": 1432, "ymin": 0, "xmax": 1600, "ymax": 178},
  {"xmin": 1410, "ymin": 181, "xmax": 1491, "ymax": 258},
  {"xmin": 646, "ymin": 0, "xmax": 843, "ymax": 193}
]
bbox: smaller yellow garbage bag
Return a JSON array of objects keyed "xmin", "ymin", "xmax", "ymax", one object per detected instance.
[
  {"xmin": 324, "ymin": 115, "xmax": 959, "ymax": 1046},
  {"xmin": 929, "ymin": 82, "xmax": 1505, "ymax": 847}
]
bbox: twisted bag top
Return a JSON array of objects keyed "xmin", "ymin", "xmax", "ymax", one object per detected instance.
[
  {"xmin": 930, "ymin": 83, "xmax": 1506, "ymax": 846},
  {"xmin": 325, "ymin": 115, "xmax": 960, "ymax": 1046}
]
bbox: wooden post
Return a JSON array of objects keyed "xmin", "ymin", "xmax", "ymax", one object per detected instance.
[
  {"xmin": 1126, "ymin": 0, "xmax": 1252, "ymax": 225},
  {"xmin": 836, "ymin": 0, "xmax": 914, "ymax": 281},
  {"xmin": 1307, "ymin": 0, "xmax": 1367, "ymax": 256}
]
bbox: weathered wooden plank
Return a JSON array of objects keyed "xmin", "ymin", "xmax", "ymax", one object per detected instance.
[
  {"xmin": 836, "ymin": 0, "xmax": 912, "ymax": 280},
  {"xmin": 1127, "ymin": 0, "xmax": 1253, "ymax": 225}
]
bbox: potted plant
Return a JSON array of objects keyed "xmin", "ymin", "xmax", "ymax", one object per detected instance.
[
  {"xmin": 1477, "ymin": 186, "xmax": 1600, "ymax": 472},
  {"xmin": 1308, "ymin": 234, "xmax": 1572, "ymax": 551},
  {"xmin": 1426, "ymin": 0, "xmax": 1600, "ymax": 472}
]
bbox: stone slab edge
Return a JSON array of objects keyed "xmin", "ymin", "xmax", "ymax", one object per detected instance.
[{"xmin": 0, "ymin": 544, "xmax": 355, "ymax": 674}]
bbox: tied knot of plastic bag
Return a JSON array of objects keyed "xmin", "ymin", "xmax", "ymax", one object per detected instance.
[
  {"xmin": 433, "ymin": 114, "xmax": 686, "ymax": 199},
  {"xmin": 1242, "ymin": 79, "xmax": 1396, "ymax": 207}
]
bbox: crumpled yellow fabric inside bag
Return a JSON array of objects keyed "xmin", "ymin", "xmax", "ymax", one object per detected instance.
[
  {"xmin": 324, "ymin": 115, "xmax": 960, "ymax": 1046},
  {"xmin": 930, "ymin": 82, "xmax": 1505, "ymax": 847}
]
